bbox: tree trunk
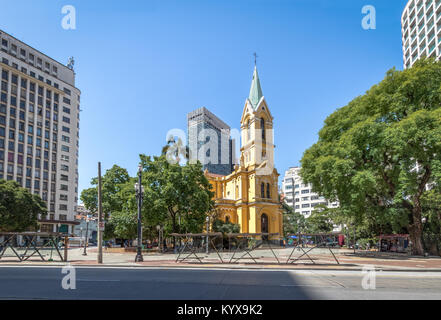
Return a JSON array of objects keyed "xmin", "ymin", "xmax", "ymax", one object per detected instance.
[
  {"xmin": 438, "ymin": 212, "xmax": 441, "ymax": 257},
  {"xmin": 171, "ymin": 212, "xmax": 176, "ymax": 249},
  {"xmin": 409, "ymin": 201, "xmax": 424, "ymax": 256}
]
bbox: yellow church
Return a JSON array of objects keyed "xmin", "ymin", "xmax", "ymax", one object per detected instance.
[{"xmin": 205, "ymin": 66, "xmax": 283, "ymax": 237}]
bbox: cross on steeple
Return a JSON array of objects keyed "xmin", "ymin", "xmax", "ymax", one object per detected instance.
[{"xmin": 253, "ymin": 52, "xmax": 258, "ymax": 66}]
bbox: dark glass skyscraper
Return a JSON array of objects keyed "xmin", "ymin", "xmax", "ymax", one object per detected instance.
[{"xmin": 187, "ymin": 107, "xmax": 235, "ymax": 176}]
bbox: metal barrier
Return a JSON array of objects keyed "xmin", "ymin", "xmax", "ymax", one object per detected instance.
[
  {"xmin": 286, "ymin": 233, "xmax": 341, "ymax": 265},
  {"xmin": 225, "ymin": 233, "xmax": 280, "ymax": 264},
  {"xmin": 171, "ymin": 233, "xmax": 224, "ymax": 263},
  {"xmin": 0, "ymin": 232, "xmax": 68, "ymax": 262},
  {"xmin": 172, "ymin": 232, "xmax": 286, "ymax": 264}
]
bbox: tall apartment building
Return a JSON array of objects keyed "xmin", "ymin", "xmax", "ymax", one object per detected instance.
[
  {"xmin": 0, "ymin": 30, "xmax": 80, "ymax": 234},
  {"xmin": 187, "ymin": 107, "xmax": 235, "ymax": 176},
  {"xmin": 282, "ymin": 167, "xmax": 339, "ymax": 218},
  {"xmin": 402, "ymin": 0, "xmax": 441, "ymax": 69}
]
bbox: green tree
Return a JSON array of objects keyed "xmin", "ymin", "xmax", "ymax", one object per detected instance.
[
  {"xmin": 80, "ymin": 165, "xmax": 130, "ymax": 219},
  {"xmin": 108, "ymin": 211, "xmax": 137, "ymax": 240},
  {"xmin": 281, "ymin": 202, "xmax": 306, "ymax": 235},
  {"xmin": 80, "ymin": 187, "xmax": 98, "ymax": 215},
  {"xmin": 421, "ymin": 189, "xmax": 441, "ymax": 255},
  {"xmin": 0, "ymin": 180, "xmax": 47, "ymax": 232},
  {"xmin": 140, "ymin": 154, "xmax": 214, "ymax": 247},
  {"xmin": 301, "ymin": 59, "xmax": 441, "ymax": 255},
  {"xmin": 81, "ymin": 165, "xmax": 131, "ymax": 240},
  {"xmin": 305, "ymin": 205, "xmax": 334, "ymax": 234}
]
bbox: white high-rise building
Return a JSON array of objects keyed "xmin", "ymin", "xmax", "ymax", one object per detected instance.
[
  {"xmin": 401, "ymin": 0, "xmax": 441, "ymax": 69},
  {"xmin": 282, "ymin": 166, "xmax": 339, "ymax": 218},
  {"xmin": 0, "ymin": 30, "xmax": 80, "ymax": 234}
]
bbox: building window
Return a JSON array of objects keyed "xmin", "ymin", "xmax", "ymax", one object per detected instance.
[
  {"xmin": 261, "ymin": 118, "xmax": 265, "ymax": 141},
  {"xmin": 261, "ymin": 182, "xmax": 265, "ymax": 198},
  {"xmin": 266, "ymin": 183, "xmax": 270, "ymax": 199}
]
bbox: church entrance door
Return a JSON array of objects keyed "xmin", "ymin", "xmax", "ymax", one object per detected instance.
[{"xmin": 261, "ymin": 214, "xmax": 269, "ymax": 241}]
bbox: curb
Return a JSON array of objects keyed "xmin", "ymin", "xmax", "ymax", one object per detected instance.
[{"xmin": 1, "ymin": 262, "xmax": 441, "ymax": 272}]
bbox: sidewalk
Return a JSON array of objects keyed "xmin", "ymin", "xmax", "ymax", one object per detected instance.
[{"xmin": 1, "ymin": 247, "xmax": 441, "ymax": 271}]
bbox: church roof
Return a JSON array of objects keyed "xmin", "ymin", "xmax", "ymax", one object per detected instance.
[{"xmin": 248, "ymin": 66, "xmax": 263, "ymax": 109}]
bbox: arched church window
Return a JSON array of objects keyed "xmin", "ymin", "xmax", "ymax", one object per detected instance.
[
  {"xmin": 247, "ymin": 120, "xmax": 251, "ymax": 141},
  {"xmin": 261, "ymin": 182, "xmax": 265, "ymax": 198},
  {"xmin": 225, "ymin": 216, "xmax": 230, "ymax": 223},
  {"xmin": 266, "ymin": 183, "xmax": 270, "ymax": 199},
  {"xmin": 261, "ymin": 118, "xmax": 265, "ymax": 141}
]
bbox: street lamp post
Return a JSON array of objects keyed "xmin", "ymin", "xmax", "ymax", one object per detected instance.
[
  {"xmin": 422, "ymin": 217, "xmax": 428, "ymax": 256},
  {"xmin": 82, "ymin": 215, "xmax": 90, "ymax": 256},
  {"xmin": 135, "ymin": 164, "xmax": 144, "ymax": 262},
  {"xmin": 297, "ymin": 217, "xmax": 301, "ymax": 247},
  {"xmin": 206, "ymin": 216, "xmax": 210, "ymax": 255},
  {"xmin": 353, "ymin": 223, "xmax": 356, "ymax": 254}
]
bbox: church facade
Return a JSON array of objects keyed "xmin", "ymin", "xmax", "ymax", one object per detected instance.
[{"xmin": 205, "ymin": 66, "xmax": 283, "ymax": 238}]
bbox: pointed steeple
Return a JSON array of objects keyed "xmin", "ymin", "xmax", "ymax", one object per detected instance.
[{"xmin": 248, "ymin": 66, "xmax": 263, "ymax": 109}]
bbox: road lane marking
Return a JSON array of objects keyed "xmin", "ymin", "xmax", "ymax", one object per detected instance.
[
  {"xmin": 77, "ymin": 279, "xmax": 120, "ymax": 282},
  {"xmin": 280, "ymin": 284, "xmax": 338, "ymax": 288}
]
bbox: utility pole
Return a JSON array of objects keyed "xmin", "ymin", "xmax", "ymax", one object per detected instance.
[{"xmin": 97, "ymin": 162, "xmax": 103, "ymax": 264}]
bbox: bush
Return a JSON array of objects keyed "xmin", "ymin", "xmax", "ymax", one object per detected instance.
[{"xmin": 212, "ymin": 219, "xmax": 240, "ymax": 234}]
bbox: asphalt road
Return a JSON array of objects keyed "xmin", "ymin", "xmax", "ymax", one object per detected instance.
[{"xmin": 0, "ymin": 267, "xmax": 441, "ymax": 300}]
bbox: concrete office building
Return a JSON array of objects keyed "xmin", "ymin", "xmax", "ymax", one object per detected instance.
[
  {"xmin": 187, "ymin": 107, "xmax": 235, "ymax": 176},
  {"xmin": 0, "ymin": 30, "xmax": 80, "ymax": 234},
  {"xmin": 402, "ymin": 0, "xmax": 441, "ymax": 69},
  {"xmin": 282, "ymin": 166, "xmax": 339, "ymax": 219}
]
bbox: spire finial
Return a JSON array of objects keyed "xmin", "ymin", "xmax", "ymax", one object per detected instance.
[
  {"xmin": 248, "ymin": 59, "xmax": 263, "ymax": 109},
  {"xmin": 253, "ymin": 52, "xmax": 258, "ymax": 66}
]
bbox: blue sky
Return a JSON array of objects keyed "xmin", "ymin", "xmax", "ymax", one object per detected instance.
[{"xmin": 0, "ymin": 0, "xmax": 407, "ymax": 197}]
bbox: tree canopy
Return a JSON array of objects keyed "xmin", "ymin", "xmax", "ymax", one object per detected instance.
[
  {"xmin": 0, "ymin": 180, "xmax": 47, "ymax": 232},
  {"xmin": 301, "ymin": 59, "xmax": 441, "ymax": 255},
  {"xmin": 281, "ymin": 202, "xmax": 306, "ymax": 235},
  {"xmin": 80, "ymin": 154, "xmax": 214, "ymax": 243},
  {"xmin": 140, "ymin": 154, "xmax": 214, "ymax": 244}
]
